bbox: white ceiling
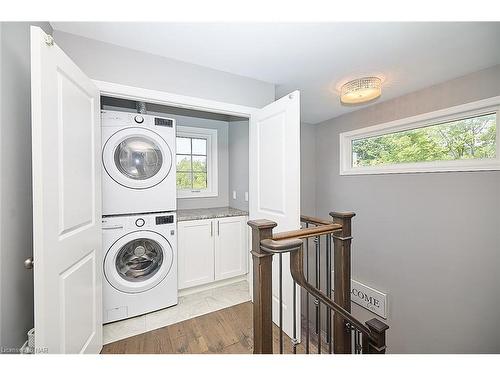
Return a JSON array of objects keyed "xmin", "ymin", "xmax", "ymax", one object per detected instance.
[{"xmin": 51, "ymin": 22, "xmax": 500, "ymax": 124}]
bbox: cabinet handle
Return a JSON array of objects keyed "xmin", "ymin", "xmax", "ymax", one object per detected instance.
[
  {"xmin": 210, "ymin": 221, "xmax": 213, "ymax": 236},
  {"xmin": 217, "ymin": 220, "xmax": 220, "ymax": 236}
]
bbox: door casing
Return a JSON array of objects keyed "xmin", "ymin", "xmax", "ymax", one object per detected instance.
[{"xmin": 96, "ymin": 81, "xmax": 301, "ymax": 339}]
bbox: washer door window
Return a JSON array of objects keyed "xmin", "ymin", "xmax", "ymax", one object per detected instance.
[
  {"xmin": 105, "ymin": 231, "xmax": 174, "ymax": 294},
  {"xmin": 115, "ymin": 238, "xmax": 163, "ymax": 282},
  {"xmin": 103, "ymin": 128, "xmax": 172, "ymax": 189}
]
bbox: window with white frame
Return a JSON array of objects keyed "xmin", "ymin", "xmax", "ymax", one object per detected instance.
[
  {"xmin": 339, "ymin": 97, "xmax": 500, "ymax": 175},
  {"xmin": 176, "ymin": 126, "xmax": 218, "ymax": 198}
]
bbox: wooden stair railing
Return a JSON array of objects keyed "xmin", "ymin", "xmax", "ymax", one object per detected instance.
[{"xmin": 248, "ymin": 211, "xmax": 389, "ymax": 354}]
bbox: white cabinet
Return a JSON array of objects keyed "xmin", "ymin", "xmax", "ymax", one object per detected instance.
[
  {"xmin": 177, "ymin": 219, "xmax": 215, "ymax": 289},
  {"xmin": 177, "ymin": 215, "xmax": 248, "ymax": 290},
  {"xmin": 215, "ymin": 216, "xmax": 248, "ymax": 281}
]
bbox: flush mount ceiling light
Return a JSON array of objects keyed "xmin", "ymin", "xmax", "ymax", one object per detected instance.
[{"xmin": 340, "ymin": 77, "xmax": 382, "ymax": 104}]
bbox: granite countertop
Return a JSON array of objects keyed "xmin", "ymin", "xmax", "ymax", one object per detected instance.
[{"xmin": 177, "ymin": 206, "xmax": 249, "ymax": 222}]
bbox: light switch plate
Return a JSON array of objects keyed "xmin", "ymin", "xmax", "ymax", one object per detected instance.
[
  {"xmin": 232, "ymin": 190, "xmax": 237, "ymax": 200},
  {"xmin": 245, "ymin": 192, "xmax": 249, "ymax": 202}
]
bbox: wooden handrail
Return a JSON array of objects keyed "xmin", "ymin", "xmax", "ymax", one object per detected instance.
[
  {"xmin": 260, "ymin": 238, "xmax": 374, "ymax": 339},
  {"xmin": 272, "ymin": 223, "xmax": 342, "ymax": 241},
  {"xmin": 300, "ymin": 214, "xmax": 332, "ymax": 226},
  {"xmin": 248, "ymin": 211, "xmax": 389, "ymax": 354}
]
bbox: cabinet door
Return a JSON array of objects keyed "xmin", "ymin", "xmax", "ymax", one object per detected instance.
[
  {"xmin": 215, "ymin": 216, "xmax": 248, "ymax": 280},
  {"xmin": 177, "ymin": 219, "xmax": 215, "ymax": 289}
]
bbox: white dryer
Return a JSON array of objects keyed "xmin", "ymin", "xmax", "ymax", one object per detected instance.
[
  {"xmin": 102, "ymin": 212, "xmax": 177, "ymax": 323},
  {"xmin": 101, "ymin": 110, "xmax": 176, "ymax": 216}
]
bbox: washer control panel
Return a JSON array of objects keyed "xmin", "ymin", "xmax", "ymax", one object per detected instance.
[
  {"xmin": 156, "ymin": 215, "xmax": 174, "ymax": 225},
  {"xmin": 102, "ymin": 212, "xmax": 176, "ymax": 231}
]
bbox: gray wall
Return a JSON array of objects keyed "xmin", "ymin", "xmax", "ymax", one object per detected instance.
[
  {"xmin": 300, "ymin": 123, "xmax": 317, "ymax": 216},
  {"xmin": 228, "ymin": 120, "xmax": 249, "ymax": 211},
  {"xmin": 314, "ymin": 64, "xmax": 500, "ymax": 353},
  {"xmin": 53, "ymin": 30, "xmax": 275, "ymax": 108},
  {"xmin": 0, "ymin": 22, "xmax": 53, "ymax": 351}
]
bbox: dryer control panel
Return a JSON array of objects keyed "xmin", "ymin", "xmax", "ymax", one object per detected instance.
[
  {"xmin": 154, "ymin": 117, "xmax": 174, "ymax": 127},
  {"xmin": 101, "ymin": 110, "xmax": 176, "ymax": 130}
]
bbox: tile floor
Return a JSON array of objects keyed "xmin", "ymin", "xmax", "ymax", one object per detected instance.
[{"xmin": 103, "ymin": 280, "xmax": 251, "ymax": 345}]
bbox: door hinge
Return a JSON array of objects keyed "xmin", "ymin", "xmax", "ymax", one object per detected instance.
[{"xmin": 44, "ymin": 35, "xmax": 54, "ymax": 46}]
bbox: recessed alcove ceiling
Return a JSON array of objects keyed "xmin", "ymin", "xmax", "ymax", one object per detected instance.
[{"xmin": 51, "ymin": 22, "xmax": 500, "ymax": 124}]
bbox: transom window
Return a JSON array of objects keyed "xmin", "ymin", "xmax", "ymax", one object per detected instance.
[
  {"xmin": 340, "ymin": 97, "xmax": 500, "ymax": 175},
  {"xmin": 176, "ymin": 126, "xmax": 218, "ymax": 198}
]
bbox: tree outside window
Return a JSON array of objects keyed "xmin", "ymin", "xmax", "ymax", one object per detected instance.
[
  {"xmin": 352, "ymin": 113, "xmax": 496, "ymax": 167},
  {"xmin": 176, "ymin": 136, "xmax": 208, "ymax": 190}
]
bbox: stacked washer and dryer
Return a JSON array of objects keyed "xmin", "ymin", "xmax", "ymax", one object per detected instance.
[{"xmin": 101, "ymin": 109, "xmax": 178, "ymax": 324}]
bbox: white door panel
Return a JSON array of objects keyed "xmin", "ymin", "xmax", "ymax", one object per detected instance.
[
  {"xmin": 249, "ymin": 91, "xmax": 301, "ymax": 341},
  {"xmin": 31, "ymin": 26, "xmax": 102, "ymax": 354}
]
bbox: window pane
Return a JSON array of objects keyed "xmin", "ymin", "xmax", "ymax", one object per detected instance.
[
  {"xmin": 176, "ymin": 155, "xmax": 191, "ymax": 172},
  {"xmin": 192, "ymin": 138, "xmax": 207, "ymax": 155},
  {"xmin": 352, "ymin": 113, "xmax": 497, "ymax": 167},
  {"xmin": 192, "ymin": 155, "xmax": 207, "ymax": 172},
  {"xmin": 176, "ymin": 137, "xmax": 191, "ymax": 154},
  {"xmin": 193, "ymin": 172, "xmax": 207, "ymax": 189},
  {"xmin": 176, "ymin": 172, "xmax": 192, "ymax": 189}
]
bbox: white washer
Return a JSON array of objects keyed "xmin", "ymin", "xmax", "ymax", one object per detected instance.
[
  {"xmin": 102, "ymin": 212, "xmax": 177, "ymax": 324},
  {"xmin": 101, "ymin": 110, "xmax": 176, "ymax": 216}
]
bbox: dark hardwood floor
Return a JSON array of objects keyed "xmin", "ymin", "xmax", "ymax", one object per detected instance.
[{"xmin": 101, "ymin": 302, "xmax": 323, "ymax": 354}]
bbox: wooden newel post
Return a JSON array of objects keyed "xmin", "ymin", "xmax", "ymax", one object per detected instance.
[
  {"xmin": 247, "ymin": 219, "xmax": 277, "ymax": 354},
  {"xmin": 330, "ymin": 211, "xmax": 356, "ymax": 354},
  {"xmin": 364, "ymin": 318, "xmax": 389, "ymax": 354}
]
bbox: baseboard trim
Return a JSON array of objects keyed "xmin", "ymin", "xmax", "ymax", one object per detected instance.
[{"xmin": 178, "ymin": 274, "xmax": 248, "ymax": 297}]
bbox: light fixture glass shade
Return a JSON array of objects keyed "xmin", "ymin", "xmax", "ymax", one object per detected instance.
[{"xmin": 340, "ymin": 77, "xmax": 382, "ymax": 104}]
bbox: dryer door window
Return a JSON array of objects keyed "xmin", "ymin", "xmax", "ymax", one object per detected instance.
[
  {"xmin": 115, "ymin": 238, "xmax": 164, "ymax": 282},
  {"xmin": 114, "ymin": 137, "xmax": 163, "ymax": 181},
  {"xmin": 103, "ymin": 128, "xmax": 173, "ymax": 190}
]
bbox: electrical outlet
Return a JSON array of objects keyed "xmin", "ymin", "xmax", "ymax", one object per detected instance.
[
  {"xmin": 245, "ymin": 192, "xmax": 249, "ymax": 202},
  {"xmin": 232, "ymin": 190, "xmax": 237, "ymax": 200}
]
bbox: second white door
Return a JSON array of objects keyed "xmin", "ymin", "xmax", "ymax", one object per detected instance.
[{"xmin": 249, "ymin": 91, "xmax": 301, "ymax": 341}]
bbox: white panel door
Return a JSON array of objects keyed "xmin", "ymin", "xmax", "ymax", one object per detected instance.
[
  {"xmin": 177, "ymin": 219, "xmax": 215, "ymax": 289},
  {"xmin": 215, "ymin": 216, "xmax": 248, "ymax": 280},
  {"xmin": 30, "ymin": 26, "xmax": 102, "ymax": 354},
  {"xmin": 249, "ymin": 91, "xmax": 301, "ymax": 340}
]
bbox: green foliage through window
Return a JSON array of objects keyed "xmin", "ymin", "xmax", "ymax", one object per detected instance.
[
  {"xmin": 176, "ymin": 136, "xmax": 208, "ymax": 190},
  {"xmin": 352, "ymin": 113, "xmax": 496, "ymax": 167}
]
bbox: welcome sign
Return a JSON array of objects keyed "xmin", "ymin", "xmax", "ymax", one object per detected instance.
[
  {"xmin": 331, "ymin": 273, "xmax": 387, "ymax": 319},
  {"xmin": 350, "ymin": 280, "xmax": 387, "ymax": 319}
]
